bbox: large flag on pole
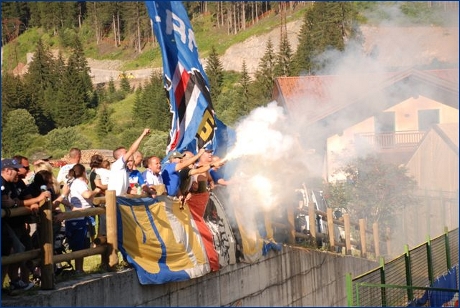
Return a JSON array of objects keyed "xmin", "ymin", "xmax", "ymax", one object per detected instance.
[{"xmin": 145, "ymin": 1, "xmax": 217, "ymax": 155}]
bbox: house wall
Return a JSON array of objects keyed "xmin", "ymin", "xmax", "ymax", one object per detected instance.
[
  {"xmin": 326, "ymin": 95, "xmax": 459, "ymax": 182},
  {"xmin": 405, "ymin": 128, "xmax": 459, "ymax": 193}
]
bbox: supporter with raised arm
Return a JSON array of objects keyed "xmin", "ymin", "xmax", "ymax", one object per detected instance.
[{"xmin": 108, "ymin": 128, "xmax": 150, "ymax": 196}]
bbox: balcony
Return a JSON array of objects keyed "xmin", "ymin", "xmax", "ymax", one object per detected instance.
[{"xmin": 355, "ymin": 131, "xmax": 426, "ymax": 150}]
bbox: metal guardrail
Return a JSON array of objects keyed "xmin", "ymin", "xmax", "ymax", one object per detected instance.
[{"xmin": 346, "ymin": 228, "xmax": 459, "ymax": 307}]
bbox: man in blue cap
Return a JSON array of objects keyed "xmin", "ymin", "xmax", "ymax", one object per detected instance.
[{"xmin": 1, "ymin": 158, "xmax": 51, "ymax": 291}]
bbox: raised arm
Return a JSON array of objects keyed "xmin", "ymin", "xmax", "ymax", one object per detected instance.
[
  {"xmin": 123, "ymin": 128, "xmax": 150, "ymax": 162},
  {"xmin": 174, "ymin": 148, "xmax": 206, "ymax": 171}
]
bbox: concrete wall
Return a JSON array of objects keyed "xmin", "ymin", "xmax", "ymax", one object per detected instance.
[{"xmin": 3, "ymin": 246, "xmax": 377, "ymax": 307}]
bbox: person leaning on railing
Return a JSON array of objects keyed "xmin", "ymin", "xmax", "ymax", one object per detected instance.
[
  {"xmin": 1, "ymin": 158, "xmax": 51, "ymax": 291},
  {"xmin": 62, "ymin": 163, "xmax": 102, "ymax": 274}
]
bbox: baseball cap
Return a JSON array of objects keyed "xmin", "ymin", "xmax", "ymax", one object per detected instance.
[
  {"xmin": 1, "ymin": 158, "xmax": 23, "ymax": 170},
  {"xmin": 204, "ymin": 144, "xmax": 214, "ymax": 152},
  {"xmin": 169, "ymin": 151, "xmax": 185, "ymax": 159}
]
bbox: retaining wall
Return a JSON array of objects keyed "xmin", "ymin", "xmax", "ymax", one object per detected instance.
[{"xmin": 3, "ymin": 245, "xmax": 377, "ymax": 307}]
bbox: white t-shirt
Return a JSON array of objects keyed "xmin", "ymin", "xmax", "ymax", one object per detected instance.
[
  {"xmin": 68, "ymin": 178, "xmax": 93, "ymax": 221},
  {"xmin": 95, "ymin": 168, "xmax": 111, "ymax": 185},
  {"xmin": 142, "ymin": 169, "xmax": 164, "ymax": 185},
  {"xmin": 108, "ymin": 156, "xmax": 128, "ymax": 196},
  {"xmin": 57, "ymin": 163, "xmax": 76, "ymax": 185}
]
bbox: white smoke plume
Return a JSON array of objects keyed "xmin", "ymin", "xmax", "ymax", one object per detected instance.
[{"xmin": 215, "ymin": 3, "xmax": 458, "ymax": 255}]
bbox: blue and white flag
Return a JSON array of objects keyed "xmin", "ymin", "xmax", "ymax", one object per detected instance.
[{"xmin": 145, "ymin": 1, "xmax": 217, "ymax": 156}]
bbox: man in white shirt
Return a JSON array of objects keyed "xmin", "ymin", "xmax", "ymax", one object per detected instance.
[
  {"xmin": 56, "ymin": 148, "xmax": 81, "ymax": 186},
  {"xmin": 108, "ymin": 128, "xmax": 150, "ymax": 196}
]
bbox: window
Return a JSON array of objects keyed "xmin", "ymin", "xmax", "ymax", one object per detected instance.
[
  {"xmin": 375, "ymin": 112, "xmax": 395, "ymax": 133},
  {"xmin": 418, "ymin": 109, "xmax": 439, "ymax": 131}
]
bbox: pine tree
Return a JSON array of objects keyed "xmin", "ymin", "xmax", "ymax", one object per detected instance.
[
  {"xmin": 96, "ymin": 103, "xmax": 114, "ymax": 140},
  {"xmin": 205, "ymin": 45, "xmax": 224, "ymax": 103},
  {"xmin": 23, "ymin": 38, "xmax": 56, "ymax": 133},
  {"xmin": 292, "ymin": 2, "xmax": 362, "ymax": 75},
  {"xmin": 120, "ymin": 74, "xmax": 131, "ymax": 94},
  {"xmin": 54, "ymin": 62, "xmax": 87, "ymax": 127},
  {"xmin": 238, "ymin": 60, "xmax": 251, "ymax": 115},
  {"xmin": 253, "ymin": 38, "xmax": 276, "ymax": 104},
  {"xmin": 67, "ymin": 36, "xmax": 93, "ymax": 106},
  {"xmin": 133, "ymin": 72, "xmax": 170, "ymax": 131},
  {"xmin": 275, "ymin": 32, "xmax": 293, "ymax": 77}
]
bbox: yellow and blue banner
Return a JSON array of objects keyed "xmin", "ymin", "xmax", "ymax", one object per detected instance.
[{"xmin": 116, "ymin": 196, "xmax": 211, "ymax": 284}]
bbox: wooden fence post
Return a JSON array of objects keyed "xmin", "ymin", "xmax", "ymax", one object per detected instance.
[
  {"xmin": 39, "ymin": 199, "xmax": 54, "ymax": 290},
  {"xmin": 344, "ymin": 213, "xmax": 351, "ymax": 255},
  {"xmin": 359, "ymin": 219, "xmax": 367, "ymax": 258},
  {"xmin": 286, "ymin": 203, "xmax": 296, "ymax": 245},
  {"xmin": 105, "ymin": 190, "xmax": 119, "ymax": 269},
  {"xmin": 373, "ymin": 222, "xmax": 380, "ymax": 258},
  {"xmin": 327, "ymin": 208, "xmax": 335, "ymax": 252},
  {"xmin": 308, "ymin": 202, "xmax": 316, "ymax": 247}
]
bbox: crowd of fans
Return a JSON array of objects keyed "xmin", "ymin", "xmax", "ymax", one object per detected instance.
[{"xmin": 1, "ymin": 128, "xmax": 229, "ymax": 293}]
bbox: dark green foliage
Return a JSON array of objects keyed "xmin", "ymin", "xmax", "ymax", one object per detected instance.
[
  {"xmin": 253, "ymin": 38, "xmax": 276, "ymax": 103},
  {"xmin": 205, "ymin": 45, "xmax": 224, "ymax": 103},
  {"xmin": 274, "ymin": 32, "xmax": 293, "ymax": 77},
  {"xmin": 108, "ymin": 78, "xmax": 116, "ymax": 94},
  {"xmin": 141, "ymin": 130, "xmax": 169, "ymax": 159},
  {"xmin": 326, "ymin": 154, "xmax": 417, "ymax": 231},
  {"xmin": 96, "ymin": 103, "xmax": 114, "ymax": 140},
  {"xmin": 1, "ymin": 109, "xmax": 39, "ymax": 157},
  {"xmin": 292, "ymin": 2, "xmax": 362, "ymax": 75},
  {"xmin": 120, "ymin": 74, "xmax": 132, "ymax": 94},
  {"xmin": 44, "ymin": 127, "xmax": 92, "ymax": 157},
  {"xmin": 133, "ymin": 72, "xmax": 171, "ymax": 132},
  {"xmin": 1, "ymin": 72, "xmax": 30, "ymax": 126}
]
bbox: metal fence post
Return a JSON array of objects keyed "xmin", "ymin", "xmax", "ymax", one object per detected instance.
[
  {"xmin": 426, "ymin": 235, "xmax": 434, "ymax": 285},
  {"xmin": 444, "ymin": 227, "xmax": 451, "ymax": 270},
  {"xmin": 345, "ymin": 272, "xmax": 354, "ymax": 306},
  {"xmin": 404, "ymin": 244, "xmax": 413, "ymax": 302},
  {"xmin": 379, "ymin": 257, "xmax": 386, "ymax": 307}
]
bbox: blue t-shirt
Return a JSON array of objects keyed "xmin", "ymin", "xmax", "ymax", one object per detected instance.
[
  {"xmin": 161, "ymin": 162, "xmax": 180, "ymax": 197},
  {"xmin": 129, "ymin": 169, "xmax": 145, "ymax": 186},
  {"xmin": 210, "ymin": 169, "xmax": 224, "ymax": 183}
]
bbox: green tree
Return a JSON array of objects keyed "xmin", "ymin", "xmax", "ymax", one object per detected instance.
[
  {"xmin": 326, "ymin": 154, "xmax": 417, "ymax": 231},
  {"xmin": 275, "ymin": 31, "xmax": 293, "ymax": 77},
  {"xmin": 205, "ymin": 45, "xmax": 224, "ymax": 103},
  {"xmin": 133, "ymin": 72, "xmax": 170, "ymax": 131},
  {"xmin": 44, "ymin": 127, "xmax": 92, "ymax": 158},
  {"xmin": 2, "ymin": 109, "xmax": 39, "ymax": 157},
  {"xmin": 224, "ymin": 60, "xmax": 252, "ymax": 124},
  {"xmin": 120, "ymin": 73, "xmax": 131, "ymax": 94},
  {"xmin": 252, "ymin": 38, "xmax": 276, "ymax": 106},
  {"xmin": 1, "ymin": 72, "xmax": 31, "ymax": 126},
  {"xmin": 23, "ymin": 38, "xmax": 58, "ymax": 133},
  {"xmin": 53, "ymin": 61, "xmax": 87, "ymax": 127},
  {"xmin": 141, "ymin": 130, "xmax": 169, "ymax": 159},
  {"xmin": 96, "ymin": 103, "xmax": 114, "ymax": 140},
  {"xmin": 292, "ymin": 2, "xmax": 362, "ymax": 75}
]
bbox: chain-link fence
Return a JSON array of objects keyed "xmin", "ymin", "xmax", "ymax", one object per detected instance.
[{"xmin": 347, "ymin": 228, "xmax": 459, "ymax": 306}]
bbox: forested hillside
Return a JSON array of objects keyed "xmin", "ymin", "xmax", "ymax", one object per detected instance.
[{"xmin": 1, "ymin": 1, "xmax": 457, "ymax": 160}]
